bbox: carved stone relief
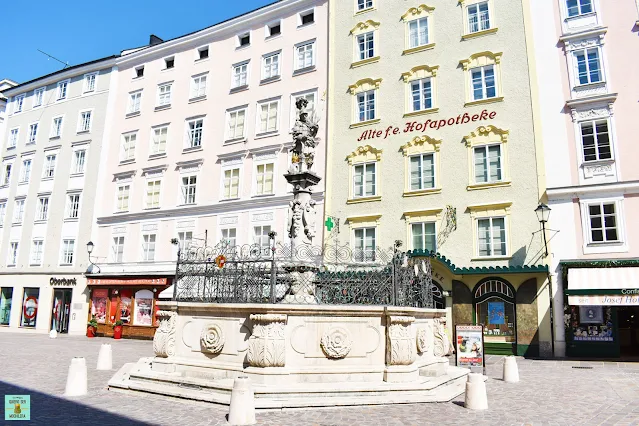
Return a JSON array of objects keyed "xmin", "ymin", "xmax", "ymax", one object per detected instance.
[
  {"xmin": 386, "ymin": 316, "xmax": 416, "ymax": 366},
  {"xmin": 247, "ymin": 314, "xmax": 287, "ymax": 367},
  {"xmin": 200, "ymin": 323, "xmax": 225, "ymax": 354},
  {"xmin": 416, "ymin": 324, "xmax": 432, "ymax": 354},
  {"xmin": 153, "ymin": 311, "xmax": 177, "ymax": 358},
  {"xmin": 433, "ymin": 317, "xmax": 451, "ymax": 357},
  {"xmin": 320, "ymin": 327, "xmax": 353, "ymax": 359}
]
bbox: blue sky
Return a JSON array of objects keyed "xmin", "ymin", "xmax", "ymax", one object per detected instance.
[{"xmin": 0, "ymin": 0, "xmax": 275, "ymax": 84}]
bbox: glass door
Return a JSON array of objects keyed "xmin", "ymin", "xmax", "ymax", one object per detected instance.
[{"xmin": 51, "ymin": 289, "xmax": 73, "ymax": 333}]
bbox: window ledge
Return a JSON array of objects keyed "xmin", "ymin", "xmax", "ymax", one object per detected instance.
[
  {"xmin": 149, "ymin": 153, "xmax": 167, "ymax": 160},
  {"xmin": 155, "ymin": 104, "xmax": 172, "ymax": 112},
  {"xmin": 69, "ymin": 172, "xmax": 85, "ymax": 178},
  {"xmin": 467, "ymin": 181, "xmax": 512, "ymax": 191},
  {"xmin": 351, "ymin": 56, "xmax": 380, "ymax": 69},
  {"xmin": 64, "ymin": 218, "xmax": 79, "ymax": 223},
  {"xmin": 293, "ymin": 65, "xmax": 316, "ymax": 76},
  {"xmin": 18, "ymin": 181, "xmax": 29, "ymax": 185},
  {"xmin": 49, "ymin": 136, "xmax": 61, "ymax": 141},
  {"xmin": 403, "ymin": 108, "xmax": 440, "ymax": 118},
  {"xmin": 143, "ymin": 207, "xmax": 161, "ymax": 211},
  {"xmin": 76, "ymin": 130, "xmax": 90, "ymax": 135},
  {"xmin": 403, "ymin": 188, "xmax": 442, "ymax": 197},
  {"xmin": 471, "ymin": 255, "xmax": 512, "ymax": 261},
  {"xmin": 347, "ymin": 195, "xmax": 382, "ymax": 204},
  {"xmin": 195, "ymin": 57, "xmax": 210, "ymax": 64},
  {"xmin": 115, "ymin": 210, "xmax": 129, "ymax": 214},
  {"xmin": 178, "ymin": 203, "xmax": 197, "ymax": 207},
  {"xmin": 265, "ymin": 34, "xmax": 282, "ymax": 42},
  {"xmin": 183, "ymin": 146, "xmax": 203, "ymax": 154},
  {"xmin": 188, "ymin": 95, "xmax": 207, "ymax": 104},
  {"xmin": 252, "ymin": 193, "xmax": 275, "ymax": 198},
  {"xmin": 574, "ymin": 81, "xmax": 606, "ymax": 90},
  {"xmin": 255, "ymin": 131, "xmax": 279, "ymax": 140},
  {"xmin": 464, "ymin": 96, "xmax": 504, "ymax": 108},
  {"xmin": 355, "ymin": 6, "xmax": 375, "ymax": 15},
  {"xmin": 41, "ymin": 177, "xmax": 54, "ymax": 181},
  {"xmin": 236, "ymin": 44, "xmax": 251, "ymax": 51},
  {"xmin": 350, "ymin": 118, "xmax": 381, "ymax": 129},
  {"xmin": 220, "ymin": 197, "xmax": 241, "ymax": 202},
  {"xmin": 59, "ymin": 264, "xmax": 73, "ymax": 267},
  {"xmin": 462, "ymin": 27, "xmax": 499, "ymax": 40},
  {"xmin": 33, "ymin": 220, "xmax": 47, "ymax": 224},
  {"xmin": 119, "ymin": 159, "xmax": 136, "ymax": 165},
  {"xmin": 583, "ymin": 242, "xmax": 628, "ymax": 254},
  {"xmin": 230, "ymin": 85, "xmax": 249, "ymax": 94},
  {"xmin": 11, "ymin": 222, "xmax": 23, "ymax": 226},
  {"xmin": 260, "ymin": 76, "xmax": 281, "ymax": 86},
  {"xmin": 126, "ymin": 111, "xmax": 141, "ymax": 118},
  {"xmin": 26, "ymin": 142, "xmax": 36, "ymax": 146},
  {"xmin": 402, "ymin": 43, "xmax": 436, "ymax": 56},
  {"xmin": 0, "ymin": 184, "xmax": 8, "ymax": 189},
  {"xmin": 29, "ymin": 263, "xmax": 42, "ymax": 267},
  {"xmin": 6, "ymin": 146, "xmax": 16, "ymax": 150},
  {"xmin": 224, "ymin": 137, "xmax": 247, "ymax": 146},
  {"xmin": 297, "ymin": 22, "xmax": 316, "ymax": 30},
  {"xmin": 132, "ymin": 76, "xmax": 145, "ymax": 82}
]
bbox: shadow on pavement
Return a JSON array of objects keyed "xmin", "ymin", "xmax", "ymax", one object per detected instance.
[{"xmin": 0, "ymin": 380, "xmax": 152, "ymax": 426}]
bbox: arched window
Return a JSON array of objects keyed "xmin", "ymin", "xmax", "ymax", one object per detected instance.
[
  {"xmin": 473, "ymin": 278, "xmax": 516, "ymax": 345},
  {"xmin": 432, "ymin": 280, "xmax": 445, "ymax": 309}
]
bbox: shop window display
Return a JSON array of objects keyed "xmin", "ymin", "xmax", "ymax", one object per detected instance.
[
  {"xmin": 134, "ymin": 290, "xmax": 154, "ymax": 326},
  {"xmin": 0, "ymin": 287, "xmax": 13, "ymax": 325},
  {"xmin": 21, "ymin": 288, "xmax": 39, "ymax": 328},
  {"xmin": 474, "ymin": 279, "xmax": 516, "ymax": 343},
  {"xmin": 91, "ymin": 289, "xmax": 108, "ymax": 324},
  {"xmin": 565, "ymin": 305, "xmax": 613, "ymax": 342},
  {"xmin": 120, "ymin": 290, "xmax": 132, "ymax": 324}
]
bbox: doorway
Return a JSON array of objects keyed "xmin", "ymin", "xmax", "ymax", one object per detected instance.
[
  {"xmin": 51, "ymin": 289, "xmax": 73, "ymax": 333},
  {"xmin": 617, "ymin": 306, "xmax": 639, "ymax": 356}
]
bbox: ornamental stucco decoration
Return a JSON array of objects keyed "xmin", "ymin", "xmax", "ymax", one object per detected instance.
[
  {"xmin": 416, "ymin": 325, "xmax": 432, "ymax": 354},
  {"xmin": 400, "ymin": 4, "xmax": 435, "ymax": 21},
  {"xmin": 320, "ymin": 327, "xmax": 353, "ymax": 359},
  {"xmin": 433, "ymin": 317, "xmax": 451, "ymax": 357},
  {"xmin": 153, "ymin": 311, "xmax": 177, "ymax": 358},
  {"xmin": 348, "ymin": 78, "xmax": 382, "ymax": 95},
  {"xmin": 200, "ymin": 322, "xmax": 225, "ymax": 354},
  {"xmin": 401, "ymin": 65, "xmax": 439, "ymax": 82},
  {"xmin": 463, "ymin": 125, "xmax": 509, "ymax": 147},
  {"xmin": 349, "ymin": 20, "xmax": 381, "ymax": 35},
  {"xmin": 570, "ymin": 105, "xmax": 612, "ymax": 122},
  {"xmin": 563, "ymin": 33, "xmax": 605, "ymax": 52},
  {"xmin": 247, "ymin": 314, "xmax": 287, "ymax": 367},
  {"xmin": 386, "ymin": 316, "xmax": 416, "ymax": 366},
  {"xmin": 346, "ymin": 145, "xmax": 383, "ymax": 164},
  {"xmin": 459, "ymin": 51, "xmax": 503, "ymax": 71},
  {"xmin": 400, "ymin": 135, "xmax": 442, "ymax": 155}
]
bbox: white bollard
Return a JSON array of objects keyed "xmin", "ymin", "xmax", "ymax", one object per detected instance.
[
  {"xmin": 49, "ymin": 329, "xmax": 58, "ymax": 339},
  {"xmin": 96, "ymin": 344, "xmax": 113, "ymax": 371},
  {"xmin": 64, "ymin": 357, "xmax": 88, "ymax": 397},
  {"xmin": 464, "ymin": 372, "xmax": 488, "ymax": 410},
  {"xmin": 503, "ymin": 356, "xmax": 520, "ymax": 383},
  {"xmin": 228, "ymin": 376, "xmax": 256, "ymax": 425}
]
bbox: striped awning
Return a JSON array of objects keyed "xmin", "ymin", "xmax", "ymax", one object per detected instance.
[{"xmin": 567, "ymin": 268, "xmax": 639, "ymax": 305}]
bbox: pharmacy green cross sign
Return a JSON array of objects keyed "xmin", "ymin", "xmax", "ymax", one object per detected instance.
[{"xmin": 325, "ymin": 217, "xmax": 334, "ymax": 231}]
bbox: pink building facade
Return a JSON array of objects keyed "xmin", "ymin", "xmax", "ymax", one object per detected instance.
[
  {"xmin": 87, "ymin": 0, "xmax": 328, "ymax": 337},
  {"xmin": 529, "ymin": 0, "xmax": 639, "ymax": 357}
]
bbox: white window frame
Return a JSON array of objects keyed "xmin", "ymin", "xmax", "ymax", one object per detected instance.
[
  {"xmin": 141, "ymin": 233, "xmax": 157, "ymax": 262},
  {"xmin": 221, "ymin": 227, "xmax": 237, "ymax": 247},
  {"xmin": 3, "ymin": 162, "xmax": 13, "ymax": 186},
  {"xmin": 196, "ymin": 45, "xmax": 209, "ymax": 61},
  {"xmin": 256, "ymin": 98, "xmax": 280, "ymax": 136},
  {"xmin": 134, "ymin": 65, "xmax": 145, "ymax": 79},
  {"xmin": 32, "ymin": 87, "xmax": 45, "ymax": 108},
  {"xmin": 185, "ymin": 117, "xmax": 204, "ymax": 149},
  {"xmin": 27, "ymin": 122, "xmax": 39, "ymax": 145},
  {"xmin": 476, "ymin": 216, "xmax": 508, "ymax": 258},
  {"xmin": 145, "ymin": 178, "xmax": 162, "ymax": 209},
  {"xmin": 221, "ymin": 165, "xmax": 241, "ymax": 200},
  {"xmin": 128, "ymin": 90, "xmax": 142, "ymax": 114},
  {"xmin": 355, "ymin": 90, "xmax": 376, "ymax": 123},
  {"xmin": 13, "ymin": 199, "xmax": 25, "ymax": 223},
  {"xmin": 7, "ymin": 127, "xmax": 19, "ymax": 148},
  {"xmin": 356, "ymin": 31, "xmax": 376, "ymax": 61},
  {"xmin": 50, "ymin": 116, "xmax": 64, "ymax": 138},
  {"xmin": 467, "ymin": 1, "xmax": 492, "ymax": 34},
  {"xmin": 352, "ymin": 162, "xmax": 377, "ymax": 198},
  {"xmin": 265, "ymin": 20, "xmax": 282, "ymax": 38},
  {"xmin": 66, "ymin": 193, "xmax": 81, "ymax": 219},
  {"xmin": 43, "ymin": 154, "xmax": 57, "ymax": 179},
  {"xmin": 19, "ymin": 158, "xmax": 32, "ymax": 183},
  {"xmin": 470, "ymin": 65, "xmax": 498, "ymax": 101},
  {"xmin": 156, "ymin": 82, "xmax": 173, "ymax": 107},
  {"xmin": 407, "ymin": 16, "xmax": 430, "ymax": 49},
  {"xmin": 409, "ymin": 77, "xmax": 433, "ymax": 112},
  {"xmin": 13, "ymin": 94, "xmax": 25, "ymax": 114},
  {"xmin": 226, "ymin": 106, "xmax": 248, "ymax": 141},
  {"xmin": 409, "ymin": 153, "xmax": 436, "ymax": 191},
  {"xmin": 150, "ymin": 124, "xmax": 169, "ymax": 156},
  {"xmin": 566, "ymin": 0, "xmax": 594, "ymax": 17},
  {"xmin": 261, "ymin": 51, "xmax": 281, "ymax": 81},
  {"xmin": 232, "ymin": 61, "xmax": 249, "ymax": 89},
  {"xmin": 352, "ymin": 227, "xmax": 377, "ymax": 263},
  {"xmin": 36, "ymin": 196, "xmax": 49, "ymax": 221},
  {"xmin": 572, "ymin": 46, "xmax": 604, "ymax": 86},
  {"xmin": 254, "ymin": 161, "xmax": 275, "ymax": 196},
  {"xmin": 356, "ymin": 0, "xmax": 374, "ymax": 13},
  {"xmin": 190, "ymin": 73, "xmax": 208, "ymax": 100},
  {"xmin": 177, "ymin": 231, "xmax": 193, "ymax": 252},
  {"xmin": 7, "ymin": 241, "xmax": 19, "ymax": 266},
  {"xmin": 294, "ymin": 40, "xmax": 316, "ymax": 71},
  {"xmin": 30, "ymin": 239, "xmax": 44, "ymax": 266},
  {"xmin": 83, "ymin": 72, "xmax": 98, "ymax": 93},
  {"xmin": 0, "ymin": 202, "xmax": 6, "ymax": 227},
  {"xmin": 120, "ymin": 132, "xmax": 137, "ymax": 162},
  {"xmin": 59, "ymin": 239, "xmax": 76, "ymax": 266},
  {"xmin": 579, "ymin": 118, "xmax": 612, "ymax": 163},
  {"xmin": 298, "ymin": 8, "xmax": 315, "ymax": 27},
  {"xmin": 116, "ymin": 184, "xmax": 131, "ymax": 212},
  {"xmin": 580, "ymin": 197, "xmax": 627, "ymax": 254},
  {"xmin": 180, "ymin": 175, "xmax": 197, "ymax": 205},
  {"xmin": 473, "ymin": 144, "xmax": 503, "ymax": 184},
  {"xmin": 72, "ymin": 148, "xmax": 87, "ymax": 175},
  {"xmin": 77, "ymin": 109, "xmax": 93, "ymax": 133},
  {"xmin": 112, "ymin": 236, "xmax": 125, "ymax": 262},
  {"xmin": 410, "ymin": 221, "xmax": 437, "ymax": 252},
  {"xmin": 163, "ymin": 56, "xmax": 175, "ymax": 70},
  {"xmin": 237, "ymin": 32, "xmax": 251, "ymax": 48},
  {"xmin": 253, "ymin": 224, "xmax": 273, "ymax": 256},
  {"xmin": 56, "ymin": 79, "xmax": 70, "ymax": 101}
]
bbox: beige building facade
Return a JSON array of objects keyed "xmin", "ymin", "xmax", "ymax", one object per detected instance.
[{"xmin": 326, "ymin": 0, "xmax": 551, "ymax": 356}]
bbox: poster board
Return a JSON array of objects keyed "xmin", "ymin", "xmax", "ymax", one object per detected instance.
[{"xmin": 455, "ymin": 324, "xmax": 485, "ymax": 374}]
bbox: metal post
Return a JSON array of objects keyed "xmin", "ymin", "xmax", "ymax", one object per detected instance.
[
  {"xmin": 542, "ymin": 222, "xmax": 549, "ymax": 257},
  {"xmin": 172, "ymin": 248, "xmax": 180, "ymax": 301},
  {"xmin": 269, "ymin": 232, "xmax": 277, "ymax": 303}
]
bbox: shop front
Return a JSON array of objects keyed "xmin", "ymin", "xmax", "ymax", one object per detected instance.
[
  {"xmin": 563, "ymin": 262, "xmax": 639, "ymax": 358},
  {"xmin": 86, "ymin": 277, "xmax": 171, "ymax": 339}
]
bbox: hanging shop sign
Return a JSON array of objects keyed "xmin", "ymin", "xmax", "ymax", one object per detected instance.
[
  {"xmin": 50, "ymin": 277, "xmax": 77, "ymax": 286},
  {"xmin": 356, "ymin": 110, "xmax": 497, "ymax": 142},
  {"xmin": 455, "ymin": 324, "xmax": 485, "ymax": 374}
]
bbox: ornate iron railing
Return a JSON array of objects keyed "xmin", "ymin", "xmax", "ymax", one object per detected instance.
[{"xmin": 173, "ymin": 241, "xmax": 434, "ymax": 307}]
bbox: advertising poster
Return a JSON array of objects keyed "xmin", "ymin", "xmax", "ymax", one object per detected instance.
[
  {"xmin": 455, "ymin": 324, "xmax": 485, "ymax": 374},
  {"xmin": 119, "ymin": 290, "xmax": 132, "ymax": 324},
  {"xmin": 488, "ymin": 301, "xmax": 505, "ymax": 325},
  {"xmin": 91, "ymin": 289, "xmax": 108, "ymax": 323}
]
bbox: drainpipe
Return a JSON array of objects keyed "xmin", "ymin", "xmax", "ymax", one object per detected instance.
[{"xmin": 547, "ymin": 270, "xmax": 555, "ymax": 358}]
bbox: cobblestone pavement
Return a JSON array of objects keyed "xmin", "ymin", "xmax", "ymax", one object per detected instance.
[{"xmin": 2, "ymin": 333, "xmax": 639, "ymax": 426}]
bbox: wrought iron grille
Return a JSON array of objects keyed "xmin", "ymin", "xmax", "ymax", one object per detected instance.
[{"xmin": 173, "ymin": 241, "xmax": 435, "ymax": 307}]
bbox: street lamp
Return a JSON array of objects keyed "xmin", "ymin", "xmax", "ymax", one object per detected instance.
[
  {"xmin": 535, "ymin": 204, "xmax": 551, "ymax": 257},
  {"xmin": 86, "ymin": 241, "xmax": 100, "ymax": 273}
]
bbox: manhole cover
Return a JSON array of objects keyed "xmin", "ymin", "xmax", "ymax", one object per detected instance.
[{"xmin": 572, "ymin": 366, "xmax": 593, "ymax": 369}]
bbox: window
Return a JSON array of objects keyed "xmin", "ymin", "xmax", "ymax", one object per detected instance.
[
  {"xmin": 117, "ymin": 185, "xmax": 130, "ymax": 212},
  {"xmin": 73, "ymin": 150, "xmax": 86, "ymax": 174},
  {"xmin": 471, "ymin": 66, "xmax": 496, "ymax": 101},
  {"xmin": 20, "ymin": 288, "xmax": 39, "ymax": 327},
  {"xmin": 262, "ymin": 53, "xmax": 280, "ymax": 80},
  {"xmin": 190, "ymin": 74, "xmax": 207, "ymax": 99},
  {"xmin": 410, "ymin": 78, "xmax": 432, "ymax": 112},
  {"xmin": 135, "ymin": 66, "xmax": 144, "ymax": 78},
  {"xmin": 567, "ymin": 0, "xmax": 593, "ymax": 17},
  {"xmin": 33, "ymin": 88, "xmax": 45, "ymax": 107},
  {"xmin": 19, "ymin": 160, "xmax": 31, "ymax": 183},
  {"xmin": 157, "ymin": 83, "xmax": 172, "ymax": 107},
  {"xmin": 0, "ymin": 287, "xmax": 13, "ymax": 325},
  {"xmin": 3, "ymin": 164, "xmax": 11, "ymax": 185},
  {"xmin": 477, "ymin": 217, "xmax": 506, "ymax": 256},
  {"xmin": 60, "ymin": 239, "xmax": 75, "ymax": 265},
  {"xmin": 44, "ymin": 155, "xmax": 56, "ymax": 178},
  {"xmin": 411, "ymin": 222, "xmax": 436, "ymax": 252},
  {"xmin": 410, "ymin": 153, "xmax": 435, "ymax": 190},
  {"xmin": 300, "ymin": 9, "xmax": 314, "ymax": 26},
  {"xmin": 221, "ymin": 228, "xmax": 237, "ymax": 247},
  {"xmin": 354, "ymin": 227, "xmax": 376, "ymax": 262},
  {"xmin": 14, "ymin": 95, "xmax": 26, "ymax": 113},
  {"xmin": 142, "ymin": 234, "xmax": 156, "ymax": 261},
  {"xmin": 232, "ymin": 63, "xmax": 248, "ymax": 88},
  {"xmin": 575, "ymin": 48, "xmax": 602, "ymax": 85},
  {"xmin": 357, "ymin": 32, "xmax": 375, "ymax": 61},
  {"xmin": 146, "ymin": 180, "xmax": 161, "ymax": 208},
  {"xmin": 151, "ymin": 126, "xmax": 168, "ymax": 155},
  {"xmin": 357, "ymin": 91, "xmax": 376, "ymax": 122},
  {"xmin": 581, "ymin": 120, "xmax": 611, "ymax": 162},
  {"xmin": 164, "ymin": 57, "xmax": 175, "ymax": 69},
  {"xmin": 353, "ymin": 163, "xmax": 376, "ymax": 197},
  {"xmin": 239, "ymin": 33, "xmax": 250, "ymax": 47},
  {"xmin": 468, "ymin": 1, "xmax": 491, "ymax": 33},
  {"xmin": 227, "ymin": 108, "xmax": 246, "ymax": 140},
  {"xmin": 358, "ymin": 0, "xmax": 373, "ymax": 11},
  {"xmin": 36, "ymin": 197, "xmax": 49, "ymax": 221},
  {"xmin": 198, "ymin": 46, "xmax": 209, "ymax": 60},
  {"xmin": 28, "ymin": 123, "xmax": 38, "ymax": 144},
  {"xmin": 256, "ymin": 163, "xmax": 274, "ymax": 195},
  {"xmin": 223, "ymin": 168, "xmax": 240, "ymax": 199},
  {"xmin": 8, "ymin": 128, "xmax": 18, "ymax": 148},
  {"xmin": 57, "ymin": 80, "xmax": 69, "ymax": 101},
  {"xmin": 258, "ymin": 100, "xmax": 279, "ymax": 134},
  {"xmin": 181, "ymin": 176, "xmax": 197, "ymax": 204},
  {"xmin": 121, "ymin": 133, "xmax": 136, "ymax": 161},
  {"xmin": 408, "ymin": 18, "xmax": 429, "ymax": 48},
  {"xmin": 253, "ymin": 225, "xmax": 272, "ymax": 256},
  {"xmin": 51, "ymin": 117, "xmax": 63, "ymax": 137},
  {"xmin": 178, "ymin": 231, "xmax": 193, "ymax": 251},
  {"xmin": 66, "ymin": 194, "xmax": 80, "ymax": 219},
  {"xmin": 474, "ymin": 145, "xmax": 502, "ymax": 183},
  {"xmin": 588, "ymin": 202, "xmax": 619, "ymax": 243},
  {"xmin": 133, "ymin": 289, "xmax": 153, "ymax": 326},
  {"xmin": 186, "ymin": 119, "xmax": 203, "ymax": 148},
  {"xmin": 78, "ymin": 110, "xmax": 92, "ymax": 132},
  {"xmin": 30, "ymin": 240, "xmax": 44, "ymax": 265},
  {"xmin": 474, "ymin": 279, "xmax": 516, "ymax": 344},
  {"xmin": 112, "ymin": 236, "xmax": 125, "ymax": 262},
  {"xmin": 0, "ymin": 202, "xmax": 6, "ymax": 225},
  {"xmin": 7, "ymin": 242, "xmax": 18, "ymax": 266},
  {"xmin": 84, "ymin": 73, "xmax": 97, "ymax": 93},
  {"xmin": 128, "ymin": 91, "xmax": 142, "ymax": 114},
  {"xmin": 295, "ymin": 42, "xmax": 315, "ymax": 70},
  {"xmin": 268, "ymin": 22, "xmax": 281, "ymax": 37},
  {"xmin": 13, "ymin": 199, "xmax": 25, "ymax": 223}
]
